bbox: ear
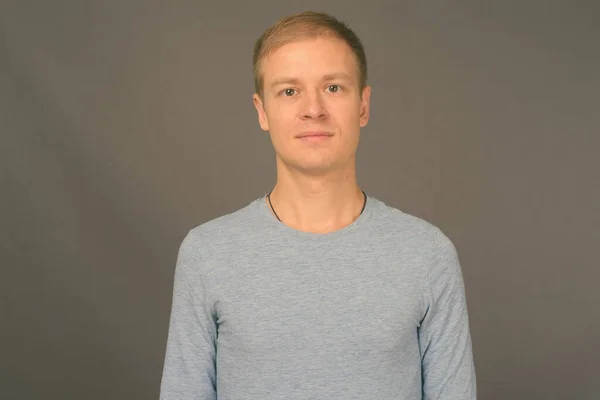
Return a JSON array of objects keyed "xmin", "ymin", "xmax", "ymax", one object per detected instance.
[
  {"xmin": 359, "ymin": 86, "xmax": 371, "ymax": 128},
  {"xmin": 253, "ymin": 93, "xmax": 270, "ymax": 131}
]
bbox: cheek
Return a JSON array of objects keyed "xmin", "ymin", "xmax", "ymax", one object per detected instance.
[
  {"xmin": 267, "ymin": 103, "xmax": 295, "ymax": 128},
  {"xmin": 266, "ymin": 107, "xmax": 296, "ymax": 150},
  {"xmin": 331, "ymin": 102, "xmax": 362, "ymax": 128}
]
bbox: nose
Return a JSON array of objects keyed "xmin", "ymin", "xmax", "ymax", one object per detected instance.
[{"xmin": 300, "ymin": 90, "xmax": 327, "ymax": 120}]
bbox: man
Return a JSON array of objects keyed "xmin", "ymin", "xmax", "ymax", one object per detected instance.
[{"xmin": 160, "ymin": 10, "xmax": 476, "ymax": 400}]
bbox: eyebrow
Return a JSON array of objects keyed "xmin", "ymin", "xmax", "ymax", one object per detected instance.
[
  {"xmin": 322, "ymin": 72, "xmax": 353, "ymax": 82},
  {"xmin": 269, "ymin": 73, "xmax": 354, "ymax": 89},
  {"xmin": 270, "ymin": 77, "xmax": 301, "ymax": 88}
]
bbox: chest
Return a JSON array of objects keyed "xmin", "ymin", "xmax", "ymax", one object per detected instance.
[{"xmin": 212, "ymin": 247, "xmax": 426, "ymax": 356}]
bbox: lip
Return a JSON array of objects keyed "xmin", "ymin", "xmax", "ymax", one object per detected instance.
[{"xmin": 296, "ymin": 131, "xmax": 334, "ymax": 138}]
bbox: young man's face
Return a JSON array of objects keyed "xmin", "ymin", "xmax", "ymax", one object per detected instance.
[{"xmin": 253, "ymin": 36, "xmax": 371, "ymax": 175}]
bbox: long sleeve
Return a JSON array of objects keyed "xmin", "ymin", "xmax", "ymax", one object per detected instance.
[
  {"xmin": 418, "ymin": 228, "xmax": 477, "ymax": 399},
  {"xmin": 160, "ymin": 231, "xmax": 218, "ymax": 400}
]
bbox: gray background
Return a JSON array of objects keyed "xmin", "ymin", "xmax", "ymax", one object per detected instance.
[{"xmin": 1, "ymin": 1, "xmax": 599, "ymax": 399}]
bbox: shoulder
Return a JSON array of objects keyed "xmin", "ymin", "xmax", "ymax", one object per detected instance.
[
  {"xmin": 368, "ymin": 197, "xmax": 463, "ymax": 288},
  {"xmin": 181, "ymin": 198, "xmax": 262, "ymax": 253},
  {"xmin": 367, "ymin": 196, "xmax": 460, "ymax": 266},
  {"xmin": 368, "ymin": 196, "xmax": 446, "ymax": 244},
  {"xmin": 172, "ymin": 198, "xmax": 263, "ymax": 280}
]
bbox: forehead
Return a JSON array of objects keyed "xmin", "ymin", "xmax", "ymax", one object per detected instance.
[{"xmin": 261, "ymin": 37, "xmax": 359, "ymax": 83}]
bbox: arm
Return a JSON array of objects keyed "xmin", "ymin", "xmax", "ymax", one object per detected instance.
[
  {"xmin": 160, "ymin": 231, "xmax": 217, "ymax": 400},
  {"xmin": 419, "ymin": 228, "xmax": 477, "ymax": 399}
]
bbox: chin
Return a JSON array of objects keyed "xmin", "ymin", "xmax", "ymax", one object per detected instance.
[
  {"xmin": 295, "ymin": 160, "xmax": 340, "ymax": 175},
  {"xmin": 277, "ymin": 152, "xmax": 346, "ymax": 175}
]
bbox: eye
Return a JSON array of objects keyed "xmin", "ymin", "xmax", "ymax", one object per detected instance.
[
  {"xmin": 282, "ymin": 88, "xmax": 296, "ymax": 97},
  {"xmin": 327, "ymin": 84, "xmax": 341, "ymax": 93}
]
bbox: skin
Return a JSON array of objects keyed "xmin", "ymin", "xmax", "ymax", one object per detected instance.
[{"xmin": 253, "ymin": 35, "xmax": 371, "ymax": 234}]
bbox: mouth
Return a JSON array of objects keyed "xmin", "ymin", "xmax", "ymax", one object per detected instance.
[{"xmin": 296, "ymin": 131, "xmax": 334, "ymax": 139}]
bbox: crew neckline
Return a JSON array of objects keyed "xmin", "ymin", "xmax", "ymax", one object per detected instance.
[{"xmin": 255, "ymin": 192, "xmax": 377, "ymax": 241}]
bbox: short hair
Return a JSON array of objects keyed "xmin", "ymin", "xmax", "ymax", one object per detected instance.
[{"xmin": 252, "ymin": 11, "xmax": 368, "ymax": 98}]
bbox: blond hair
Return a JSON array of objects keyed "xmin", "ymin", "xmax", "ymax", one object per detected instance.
[{"xmin": 252, "ymin": 11, "xmax": 368, "ymax": 97}]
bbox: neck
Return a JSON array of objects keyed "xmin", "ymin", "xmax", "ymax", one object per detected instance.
[{"xmin": 267, "ymin": 160, "xmax": 365, "ymax": 234}]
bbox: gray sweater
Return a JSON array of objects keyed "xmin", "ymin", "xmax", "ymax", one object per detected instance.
[{"xmin": 160, "ymin": 195, "xmax": 476, "ymax": 399}]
